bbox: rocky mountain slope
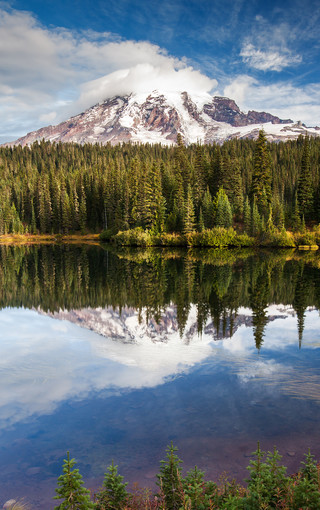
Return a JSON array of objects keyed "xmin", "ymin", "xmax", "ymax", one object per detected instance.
[{"xmin": 5, "ymin": 90, "xmax": 320, "ymax": 146}]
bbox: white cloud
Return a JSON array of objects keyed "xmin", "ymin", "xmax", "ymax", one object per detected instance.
[
  {"xmin": 74, "ymin": 63, "xmax": 216, "ymax": 116},
  {"xmin": 0, "ymin": 6, "xmax": 216, "ymax": 139},
  {"xmin": 239, "ymin": 16, "xmax": 302, "ymax": 72},
  {"xmin": 240, "ymin": 42, "xmax": 302, "ymax": 72},
  {"xmin": 224, "ymin": 76, "xmax": 320, "ymax": 126},
  {"xmin": 39, "ymin": 111, "xmax": 57, "ymax": 123}
]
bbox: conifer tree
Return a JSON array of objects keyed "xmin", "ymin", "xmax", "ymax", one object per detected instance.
[
  {"xmin": 266, "ymin": 205, "xmax": 275, "ymax": 233},
  {"xmin": 79, "ymin": 187, "xmax": 87, "ymax": 233},
  {"xmin": 251, "ymin": 198, "xmax": 261, "ymax": 236},
  {"xmin": 198, "ymin": 207, "xmax": 204, "ymax": 232},
  {"xmin": 211, "ymin": 146, "xmax": 224, "ymax": 196},
  {"xmin": 221, "ymin": 146, "xmax": 243, "ymax": 218},
  {"xmin": 175, "ymin": 133, "xmax": 191, "ymax": 190},
  {"xmin": 251, "ymin": 130, "xmax": 272, "ymax": 215},
  {"xmin": 297, "ymin": 136, "xmax": 313, "ymax": 219},
  {"xmin": 156, "ymin": 442, "xmax": 183, "ymax": 510},
  {"xmin": 182, "ymin": 466, "xmax": 205, "ymax": 509},
  {"xmin": 193, "ymin": 144, "xmax": 206, "ymax": 204},
  {"xmin": 54, "ymin": 451, "xmax": 94, "ymax": 510},
  {"xmin": 202, "ymin": 186, "xmax": 214, "ymax": 228},
  {"xmin": 245, "ymin": 443, "xmax": 287, "ymax": 508},
  {"xmin": 95, "ymin": 460, "xmax": 128, "ymax": 510},
  {"xmin": 183, "ymin": 184, "xmax": 196, "ymax": 234},
  {"xmin": 243, "ymin": 197, "xmax": 251, "ymax": 233},
  {"xmin": 214, "ymin": 188, "xmax": 232, "ymax": 228},
  {"xmin": 293, "ymin": 450, "xmax": 320, "ymax": 509},
  {"xmin": 292, "ymin": 192, "xmax": 301, "ymax": 232}
]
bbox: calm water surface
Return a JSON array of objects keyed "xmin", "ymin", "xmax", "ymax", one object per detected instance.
[{"xmin": 0, "ymin": 245, "xmax": 320, "ymax": 508}]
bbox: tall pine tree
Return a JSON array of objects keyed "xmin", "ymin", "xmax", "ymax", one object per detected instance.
[
  {"xmin": 54, "ymin": 451, "xmax": 94, "ymax": 510},
  {"xmin": 297, "ymin": 136, "xmax": 313, "ymax": 220},
  {"xmin": 251, "ymin": 130, "xmax": 272, "ymax": 216}
]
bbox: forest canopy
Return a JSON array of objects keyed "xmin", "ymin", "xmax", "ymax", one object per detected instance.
[{"xmin": 0, "ymin": 133, "xmax": 319, "ymax": 236}]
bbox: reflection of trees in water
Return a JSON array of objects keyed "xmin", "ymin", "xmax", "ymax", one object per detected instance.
[
  {"xmin": 0, "ymin": 245, "xmax": 319, "ymax": 349},
  {"xmin": 292, "ymin": 262, "xmax": 315, "ymax": 348},
  {"xmin": 250, "ymin": 272, "xmax": 269, "ymax": 350}
]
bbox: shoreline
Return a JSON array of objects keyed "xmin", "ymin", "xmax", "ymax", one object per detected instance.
[
  {"xmin": 0, "ymin": 233, "xmax": 101, "ymax": 245},
  {"xmin": 0, "ymin": 231, "xmax": 319, "ymax": 250}
]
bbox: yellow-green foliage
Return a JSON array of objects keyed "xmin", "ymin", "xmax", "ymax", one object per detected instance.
[
  {"xmin": 112, "ymin": 228, "xmax": 255, "ymax": 248},
  {"xmin": 113, "ymin": 228, "xmax": 153, "ymax": 246},
  {"xmin": 185, "ymin": 228, "xmax": 254, "ymax": 247},
  {"xmin": 294, "ymin": 231, "xmax": 317, "ymax": 246},
  {"xmin": 260, "ymin": 229, "xmax": 296, "ymax": 248}
]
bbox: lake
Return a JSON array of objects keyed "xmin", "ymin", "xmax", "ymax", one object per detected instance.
[{"xmin": 0, "ymin": 244, "xmax": 320, "ymax": 508}]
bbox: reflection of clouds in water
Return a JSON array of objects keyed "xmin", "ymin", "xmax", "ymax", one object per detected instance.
[
  {"xmin": 1, "ymin": 306, "xmax": 320, "ymax": 429},
  {"xmin": 219, "ymin": 309, "xmax": 320, "ymax": 354},
  {"xmin": 0, "ymin": 307, "xmax": 214, "ymax": 428},
  {"xmin": 219, "ymin": 309, "xmax": 320, "ymax": 402},
  {"xmin": 236, "ymin": 359, "xmax": 291, "ymax": 384}
]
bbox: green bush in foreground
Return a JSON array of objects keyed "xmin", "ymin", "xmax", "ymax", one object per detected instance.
[
  {"xmin": 54, "ymin": 451, "xmax": 95, "ymax": 510},
  {"xmin": 54, "ymin": 444, "xmax": 320, "ymax": 509},
  {"xmin": 95, "ymin": 460, "xmax": 128, "ymax": 510}
]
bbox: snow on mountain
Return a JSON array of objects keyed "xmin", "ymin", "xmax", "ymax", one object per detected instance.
[
  {"xmin": 39, "ymin": 303, "xmax": 295, "ymax": 347},
  {"xmin": 4, "ymin": 90, "xmax": 320, "ymax": 147}
]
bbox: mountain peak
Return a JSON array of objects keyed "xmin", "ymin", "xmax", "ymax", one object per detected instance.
[{"xmin": 3, "ymin": 90, "xmax": 319, "ymax": 147}]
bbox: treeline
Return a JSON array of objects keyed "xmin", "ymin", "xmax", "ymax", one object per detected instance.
[
  {"xmin": 53, "ymin": 443, "xmax": 320, "ymax": 509},
  {"xmin": 1, "ymin": 244, "xmax": 319, "ymax": 349},
  {"xmin": 0, "ymin": 133, "xmax": 319, "ymax": 235}
]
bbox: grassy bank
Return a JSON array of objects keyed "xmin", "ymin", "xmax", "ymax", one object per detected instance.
[
  {"xmin": 0, "ymin": 233, "xmax": 100, "ymax": 245},
  {"xmin": 1, "ymin": 228, "xmax": 319, "ymax": 250}
]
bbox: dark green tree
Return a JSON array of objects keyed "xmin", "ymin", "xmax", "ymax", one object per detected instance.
[
  {"xmin": 251, "ymin": 130, "xmax": 272, "ymax": 215},
  {"xmin": 183, "ymin": 184, "xmax": 196, "ymax": 234},
  {"xmin": 243, "ymin": 196, "xmax": 251, "ymax": 233},
  {"xmin": 214, "ymin": 188, "xmax": 232, "ymax": 228},
  {"xmin": 54, "ymin": 451, "xmax": 94, "ymax": 510},
  {"xmin": 156, "ymin": 442, "xmax": 183, "ymax": 510},
  {"xmin": 245, "ymin": 443, "xmax": 287, "ymax": 509},
  {"xmin": 182, "ymin": 466, "xmax": 207, "ymax": 509},
  {"xmin": 202, "ymin": 186, "xmax": 214, "ymax": 228},
  {"xmin": 251, "ymin": 197, "xmax": 261, "ymax": 236},
  {"xmin": 95, "ymin": 460, "xmax": 128, "ymax": 510},
  {"xmin": 297, "ymin": 136, "xmax": 313, "ymax": 220},
  {"xmin": 250, "ymin": 272, "xmax": 269, "ymax": 350},
  {"xmin": 293, "ymin": 450, "xmax": 320, "ymax": 509}
]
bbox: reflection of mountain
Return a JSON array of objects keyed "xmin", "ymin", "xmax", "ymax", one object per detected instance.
[{"xmin": 40, "ymin": 304, "xmax": 290, "ymax": 344}]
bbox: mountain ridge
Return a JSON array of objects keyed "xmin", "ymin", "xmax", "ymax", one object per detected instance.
[{"xmin": 3, "ymin": 90, "xmax": 320, "ymax": 147}]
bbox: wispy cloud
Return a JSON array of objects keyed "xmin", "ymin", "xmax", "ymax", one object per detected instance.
[
  {"xmin": 240, "ymin": 43, "xmax": 302, "ymax": 72},
  {"xmin": 240, "ymin": 16, "xmax": 302, "ymax": 72}
]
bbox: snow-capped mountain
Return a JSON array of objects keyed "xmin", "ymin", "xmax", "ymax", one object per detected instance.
[{"xmin": 5, "ymin": 90, "xmax": 320, "ymax": 146}]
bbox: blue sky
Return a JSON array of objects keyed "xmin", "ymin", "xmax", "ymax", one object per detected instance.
[{"xmin": 1, "ymin": 0, "xmax": 320, "ymax": 142}]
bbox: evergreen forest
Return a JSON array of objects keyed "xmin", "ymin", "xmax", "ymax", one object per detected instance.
[{"xmin": 0, "ymin": 132, "xmax": 320, "ymax": 243}]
